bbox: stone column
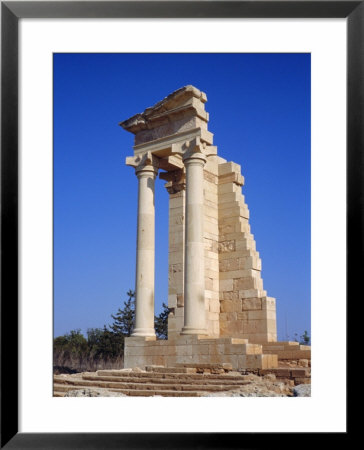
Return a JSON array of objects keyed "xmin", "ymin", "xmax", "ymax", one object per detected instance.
[
  {"xmin": 181, "ymin": 149, "xmax": 208, "ymax": 335},
  {"xmin": 130, "ymin": 156, "xmax": 158, "ymax": 337}
]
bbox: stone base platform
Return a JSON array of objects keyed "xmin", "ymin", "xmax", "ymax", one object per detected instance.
[
  {"xmin": 262, "ymin": 341, "xmax": 311, "ymax": 362},
  {"xmin": 124, "ymin": 335, "xmax": 278, "ymax": 370}
]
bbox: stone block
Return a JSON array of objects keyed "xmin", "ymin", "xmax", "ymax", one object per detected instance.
[
  {"xmin": 218, "ymin": 240, "xmax": 236, "ymax": 253},
  {"xmin": 261, "ymin": 354, "xmax": 278, "ymax": 369},
  {"xmin": 221, "ymin": 291, "xmax": 239, "ymax": 301},
  {"xmin": 218, "ymin": 172, "xmax": 244, "ymax": 186},
  {"xmin": 245, "ymin": 355, "xmax": 263, "ymax": 369},
  {"xmin": 219, "ymin": 258, "xmax": 240, "ymax": 272},
  {"xmin": 218, "ymin": 192, "xmax": 239, "ymax": 204},
  {"xmin": 204, "ymin": 170, "xmax": 218, "ymax": 184},
  {"xmin": 218, "ymin": 222, "xmax": 235, "ymax": 235},
  {"xmin": 242, "ymin": 319, "xmax": 267, "ymax": 334},
  {"xmin": 274, "ymin": 368, "xmax": 291, "ymax": 377},
  {"xmin": 218, "ymin": 161, "xmax": 241, "ymax": 176},
  {"xmin": 169, "ymin": 196, "xmax": 184, "ymax": 208},
  {"xmin": 240, "ymin": 289, "xmax": 266, "ymax": 299},
  {"xmin": 205, "ymin": 290, "xmax": 219, "ymax": 300},
  {"xmin": 219, "ymin": 200, "xmax": 245, "ymax": 211},
  {"xmin": 208, "ymin": 311, "xmax": 219, "ymax": 321},
  {"xmin": 209, "ymin": 300, "xmax": 220, "ymax": 313},
  {"xmin": 291, "ymin": 368, "xmax": 310, "ymax": 378},
  {"xmin": 169, "ymin": 214, "xmax": 184, "ymax": 226},
  {"xmin": 220, "ymin": 279, "xmax": 233, "ymax": 292},
  {"xmin": 205, "ymin": 269, "xmax": 219, "ymax": 281},
  {"xmin": 299, "ymin": 345, "xmax": 311, "ymax": 351},
  {"xmin": 204, "ymin": 189, "xmax": 218, "ymax": 203},
  {"xmin": 236, "ymin": 238, "xmax": 255, "ymax": 252},
  {"xmin": 234, "ymin": 277, "xmax": 259, "ymax": 291},
  {"xmin": 177, "ymin": 295, "xmax": 184, "ymax": 307},
  {"xmin": 220, "ymin": 312, "xmax": 238, "ymax": 322},
  {"xmin": 221, "ymin": 319, "xmax": 244, "ymax": 335},
  {"xmin": 205, "ymin": 277, "xmax": 214, "ymax": 291},
  {"xmin": 262, "ymin": 297, "xmax": 276, "ymax": 311},
  {"xmin": 237, "ymin": 311, "xmax": 248, "ymax": 320},
  {"xmin": 211, "ymin": 321, "xmax": 220, "ymax": 336},
  {"xmin": 220, "ymin": 269, "xmax": 255, "ymax": 280},
  {"xmin": 217, "ymin": 182, "xmax": 241, "ymax": 194},
  {"xmin": 219, "ymin": 206, "xmax": 242, "ymax": 219},
  {"xmin": 236, "ymin": 221, "xmax": 251, "ymax": 234},
  {"xmin": 294, "ymin": 378, "xmax": 311, "ymax": 385},
  {"xmin": 203, "ymin": 181, "xmax": 218, "ymax": 194},
  {"xmin": 241, "ymin": 298, "xmax": 262, "ymax": 310},
  {"xmin": 246, "ymin": 310, "xmax": 266, "ymax": 320},
  {"xmin": 220, "ymin": 300, "xmax": 235, "ymax": 313},
  {"xmin": 244, "ymin": 343, "xmax": 263, "ymax": 355},
  {"xmin": 239, "ymin": 255, "xmax": 262, "ymax": 270},
  {"xmin": 169, "ymin": 232, "xmax": 184, "ymax": 246},
  {"xmin": 205, "ymin": 257, "xmax": 219, "ymax": 271},
  {"xmin": 168, "ymin": 251, "xmax": 183, "ymax": 265},
  {"xmin": 168, "ymin": 271, "xmax": 184, "ymax": 287}
]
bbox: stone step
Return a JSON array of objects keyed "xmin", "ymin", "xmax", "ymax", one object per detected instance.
[
  {"xmin": 81, "ymin": 374, "xmax": 252, "ymax": 386},
  {"xmin": 53, "ymin": 384, "xmax": 203, "ymax": 397},
  {"xmin": 53, "ymin": 391, "xmax": 64, "ymax": 397},
  {"xmin": 175, "ymin": 362, "xmax": 233, "ymax": 370},
  {"xmin": 145, "ymin": 366, "xmax": 197, "ymax": 374},
  {"xmin": 93, "ymin": 370, "xmax": 247, "ymax": 381},
  {"xmin": 53, "ymin": 378, "xmax": 241, "ymax": 392}
]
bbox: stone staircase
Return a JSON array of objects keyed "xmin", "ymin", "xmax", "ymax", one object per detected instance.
[{"xmin": 53, "ymin": 364, "xmax": 255, "ymax": 397}]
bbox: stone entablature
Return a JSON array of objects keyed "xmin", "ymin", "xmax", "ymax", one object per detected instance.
[{"xmin": 120, "ymin": 85, "xmax": 277, "ymax": 347}]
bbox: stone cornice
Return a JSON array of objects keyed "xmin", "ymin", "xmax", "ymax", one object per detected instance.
[{"xmin": 119, "ymin": 85, "xmax": 208, "ymax": 135}]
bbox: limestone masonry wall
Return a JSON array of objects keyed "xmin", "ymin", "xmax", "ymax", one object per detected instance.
[{"xmin": 166, "ymin": 154, "xmax": 277, "ymax": 343}]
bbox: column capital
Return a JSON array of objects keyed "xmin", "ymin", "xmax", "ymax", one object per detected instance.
[
  {"xmin": 126, "ymin": 151, "xmax": 159, "ymax": 176},
  {"xmin": 171, "ymin": 136, "xmax": 216, "ymax": 165}
]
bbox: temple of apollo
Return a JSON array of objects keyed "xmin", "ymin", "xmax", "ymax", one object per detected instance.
[{"xmin": 120, "ymin": 85, "xmax": 281, "ymax": 371}]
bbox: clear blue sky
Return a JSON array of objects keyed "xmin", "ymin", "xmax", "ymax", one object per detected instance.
[{"xmin": 54, "ymin": 53, "xmax": 310, "ymax": 342}]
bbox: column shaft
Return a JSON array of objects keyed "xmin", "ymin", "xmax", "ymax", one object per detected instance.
[
  {"xmin": 181, "ymin": 153, "xmax": 207, "ymax": 335},
  {"xmin": 132, "ymin": 167, "xmax": 157, "ymax": 337}
]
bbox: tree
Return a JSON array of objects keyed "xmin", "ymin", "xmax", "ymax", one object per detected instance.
[
  {"xmin": 109, "ymin": 290, "xmax": 135, "ymax": 336},
  {"xmin": 155, "ymin": 302, "xmax": 170, "ymax": 340},
  {"xmin": 87, "ymin": 326, "xmax": 124, "ymax": 359},
  {"xmin": 300, "ymin": 330, "xmax": 310, "ymax": 345},
  {"xmin": 53, "ymin": 329, "xmax": 88, "ymax": 355}
]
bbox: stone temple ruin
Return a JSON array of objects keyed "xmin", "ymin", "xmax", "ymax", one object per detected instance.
[{"xmin": 119, "ymin": 86, "xmax": 309, "ymax": 372}]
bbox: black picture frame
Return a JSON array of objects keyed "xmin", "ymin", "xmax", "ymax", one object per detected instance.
[{"xmin": 1, "ymin": 1, "xmax": 357, "ymax": 448}]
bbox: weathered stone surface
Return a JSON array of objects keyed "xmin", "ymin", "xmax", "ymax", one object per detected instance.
[
  {"xmin": 293, "ymin": 384, "xmax": 311, "ymax": 397},
  {"xmin": 64, "ymin": 388, "xmax": 127, "ymax": 397}
]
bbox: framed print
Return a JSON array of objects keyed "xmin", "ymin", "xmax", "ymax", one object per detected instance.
[{"xmin": 1, "ymin": 1, "xmax": 358, "ymax": 448}]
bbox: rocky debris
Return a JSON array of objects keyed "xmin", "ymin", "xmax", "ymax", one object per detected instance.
[
  {"xmin": 293, "ymin": 384, "xmax": 311, "ymax": 397},
  {"xmin": 132, "ymin": 367, "xmax": 146, "ymax": 373},
  {"xmin": 263, "ymin": 373, "xmax": 276, "ymax": 382},
  {"xmin": 201, "ymin": 373, "xmax": 293, "ymax": 397},
  {"xmin": 64, "ymin": 388, "xmax": 127, "ymax": 397}
]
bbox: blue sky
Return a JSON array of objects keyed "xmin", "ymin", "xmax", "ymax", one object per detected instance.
[{"xmin": 54, "ymin": 53, "xmax": 310, "ymax": 341}]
